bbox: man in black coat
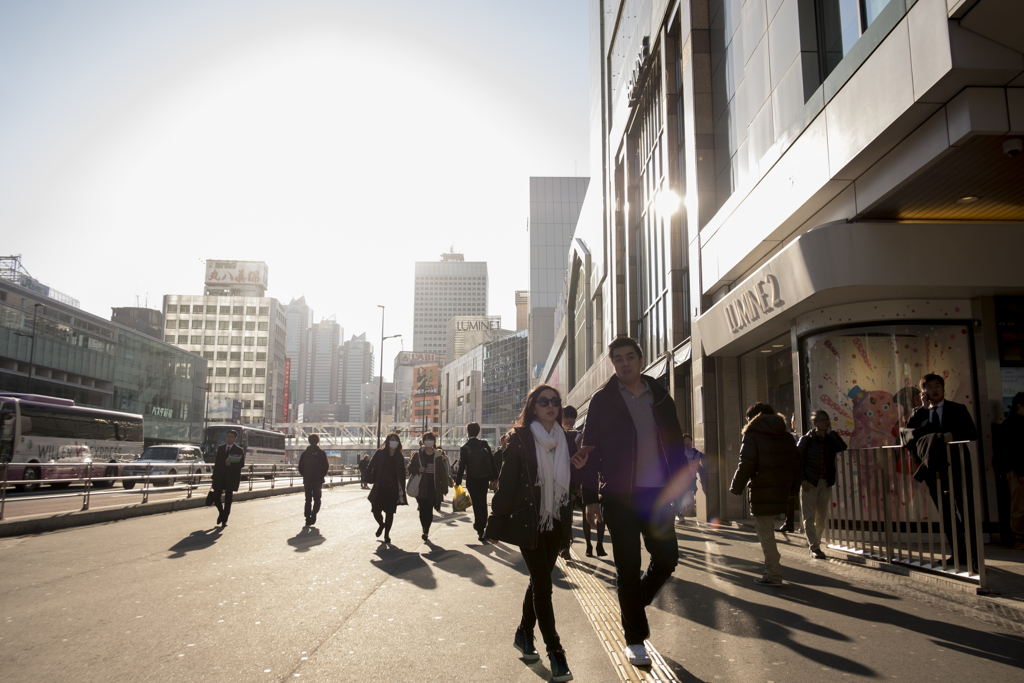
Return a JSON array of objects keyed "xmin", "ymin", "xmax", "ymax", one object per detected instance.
[
  {"xmin": 298, "ymin": 434, "xmax": 330, "ymax": 526},
  {"xmin": 454, "ymin": 422, "xmax": 496, "ymax": 544},
  {"xmin": 572, "ymin": 337, "xmax": 686, "ymax": 667},
  {"xmin": 901, "ymin": 374, "xmax": 978, "ymax": 565},
  {"xmin": 797, "ymin": 410, "xmax": 848, "ymax": 559},
  {"xmin": 730, "ymin": 403, "xmax": 803, "ymax": 586},
  {"xmin": 995, "ymin": 392, "xmax": 1024, "ymax": 548},
  {"xmin": 900, "ymin": 373, "xmax": 979, "ymax": 569},
  {"xmin": 211, "ymin": 429, "xmax": 246, "ymax": 527}
]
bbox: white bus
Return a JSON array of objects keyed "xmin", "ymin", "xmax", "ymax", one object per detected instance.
[
  {"xmin": 0, "ymin": 394, "xmax": 145, "ymax": 492},
  {"xmin": 201, "ymin": 424, "xmax": 287, "ymax": 475}
]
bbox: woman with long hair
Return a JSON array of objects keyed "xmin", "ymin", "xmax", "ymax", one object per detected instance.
[
  {"xmin": 367, "ymin": 432, "xmax": 408, "ymax": 545},
  {"xmin": 484, "ymin": 384, "xmax": 577, "ymax": 682},
  {"xmin": 408, "ymin": 431, "xmax": 451, "ymax": 541}
]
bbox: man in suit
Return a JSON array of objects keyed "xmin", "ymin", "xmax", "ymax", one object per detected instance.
[
  {"xmin": 211, "ymin": 429, "xmax": 246, "ymax": 527},
  {"xmin": 901, "ymin": 374, "xmax": 979, "ymax": 569}
]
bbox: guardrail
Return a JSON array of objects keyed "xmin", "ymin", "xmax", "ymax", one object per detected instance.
[
  {"xmin": 0, "ymin": 461, "xmax": 360, "ymax": 520},
  {"xmin": 826, "ymin": 441, "xmax": 986, "ymax": 591}
]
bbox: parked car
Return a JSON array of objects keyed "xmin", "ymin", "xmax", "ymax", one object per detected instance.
[{"xmin": 122, "ymin": 445, "xmax": 205, "ymax": 489}]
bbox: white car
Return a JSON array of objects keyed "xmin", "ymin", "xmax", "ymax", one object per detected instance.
[{"xmin": 122, "ymin": 445, "xmax": 205, "ymax": 489}]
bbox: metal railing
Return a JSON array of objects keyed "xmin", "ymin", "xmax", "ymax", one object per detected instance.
[
  {"xmin": 826, "ymin": 441, "xmax": 986, "ymax": 590},
  {"xmin": 0, "ymin": 461, "xmax": 360, "ymax": 521}
]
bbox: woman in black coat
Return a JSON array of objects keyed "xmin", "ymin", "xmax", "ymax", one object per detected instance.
[
  {"xmin": 484, "ymin": 384, "xmax": 577, "ymax": 682},
  {"xmin": 367, "ymin": 433, "xmax": 408, "ymax": 545}
]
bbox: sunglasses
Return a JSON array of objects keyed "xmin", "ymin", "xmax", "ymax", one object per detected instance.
[{"xmin": 536, "ymin": 397, "xmax": 562, "ymax": 408}]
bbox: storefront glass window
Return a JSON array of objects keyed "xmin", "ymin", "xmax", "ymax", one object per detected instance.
[
  {"xmin": 801, "ymin": 323, "xmax": 974, "ymax": 448},
  {"xmin": 741, "ymin": 337, "xmax": 795, "ymax": 429}
]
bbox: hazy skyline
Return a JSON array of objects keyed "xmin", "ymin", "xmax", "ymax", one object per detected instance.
[{"xmin": 0, "ymin": 0, "xmax": 591, "ymax": 381}]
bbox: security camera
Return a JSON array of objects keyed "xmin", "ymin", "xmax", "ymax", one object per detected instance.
[{"xmin": 1003, "ymin": 138, "xmax": 1023, "ymax": 157}]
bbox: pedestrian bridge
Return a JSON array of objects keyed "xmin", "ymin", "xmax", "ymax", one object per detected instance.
[{"xmin": 273, "ymin": 421, "xmax": 508, "ymax": 453}]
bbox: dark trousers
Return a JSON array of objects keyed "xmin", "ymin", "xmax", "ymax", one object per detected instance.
[
  {"xmin": 519, "ymin": 524, "xmax": 564, "ymax": 654},
  {"xmin": 584, "ymin": 517, "xmax": 606, "ymax": 549},
  {"xmin": 924, "ymin": 453, "xmax": 979, "ymax": 565},
  {"xmin": 466, "ymin": 477, "xmax": 490, "ymax": 534},
  {"xmin": 372, "ymin": 509, "xmax": 395, "ymax": 538},
  {"xmin": 304, "ymin": 481, "xmax": 323, "ymax": 521},
  {"xmin": 418, "ymin": 498, "xmax": 434, "ymax": 534},
  {"xmin": 213, "ymin": 489, "xmax": 234, "ymax": 521},
  {"xmin": 601, "ymin": 490, "xmax": 678, "ymax": 645}
]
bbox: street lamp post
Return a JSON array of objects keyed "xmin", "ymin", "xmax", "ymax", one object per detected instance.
[{"xmin": 376, "ymin": 305, "xmax": 401, "ymax": 449}]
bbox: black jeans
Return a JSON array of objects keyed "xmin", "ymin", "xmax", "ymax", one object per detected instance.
[
  {"xmin": 465, "ymin": 477, "xmax": 490, "ymax": 534},
  {"xmin": 213, "ymin": 489, "xmax": 234, "ymax": 521},
  {"xmin": 601, "ymin": 490, "xmax": 678, "ymax": 645},
  {"xmin": 304, "ymin": 482, "xmax": 323, "ymax": 520},
  {"xmin": 925, "ymin": 453, "xmax": 979, "ymax": 565},
  {"xmin": 372, "ymin": 509, "xmax": 394, "ymax": 538},
  {"xmin": 519, "ymin": 523, "xmax": 564, "ymax": 654},
  {"xmin": 418, "ymin": 498, "xmax": 434, "ymax": 534}
]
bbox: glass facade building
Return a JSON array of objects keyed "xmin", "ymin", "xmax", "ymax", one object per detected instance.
[
  {"xmin": 0, "ymin": 279, "xmax": 207, "ymax": 445},
  {"xmin": 482, "ymin": 329, "xmax": 529, "ymax": 428}
]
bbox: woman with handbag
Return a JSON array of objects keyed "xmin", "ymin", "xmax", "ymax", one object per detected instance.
[
  {"xmin": 407, "ymin": 431, "xmax": 451, "ymax": 541},
  {"xmin": 367, "ymin": 433, "xmax": 407, "ymax": 545},
  {"xmin": 484, "ymin": 385, "xmax": 577, "ymax": 682}
]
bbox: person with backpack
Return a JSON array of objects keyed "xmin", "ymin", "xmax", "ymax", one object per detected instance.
[
  {"xmin": 455, "ymin": 422, "xmax": 497, "ymax": 544},
  {"xmin": 298, "ymin": 434, "xmax": 329, "ymax": 526}
]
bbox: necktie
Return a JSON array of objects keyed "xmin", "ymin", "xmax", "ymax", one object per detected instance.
[{"xmin": 930, "ymin": 408, "xmax": 940, "ymax": 429}]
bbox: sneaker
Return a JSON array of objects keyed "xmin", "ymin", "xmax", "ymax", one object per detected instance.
[
  {"xmin": 624, "ymin": 643, "xmax": 651, "ymax": 666},
  {"xmin": 596, "ymin": 545, "xmax": 608, "ymax": 557},
  {"xmin": 548, "ymin": 649, "xmax": 573, "ymax": 681},
  {"xmin": 513, "ymin": 626, "xmax": 539, "ymax": 662},
  {"xmin": 811, "ymin": 549, "xmax": 826, "ymax": 560},
  {"xmin": 754, "ymin": 574, "xmax": 783, "ymax": 587}
]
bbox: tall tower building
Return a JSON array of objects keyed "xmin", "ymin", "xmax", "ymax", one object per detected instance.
[
  {"xmin": 413, "ymin": 252, "xmax": 487, "ymax": 357},
  {"xmin": 283, "ymin": 296, "xmax": 313, "ymax": 421},
  {"xmin": 528, "ymin": 177, "xmax": 589, "ymax": 372},
  {"xmin": 341, "ymin": 333, "xmax": 374, "ymax": 414},
  {"xmin": 515, "ymin": 291, "xmax": 529, "ymax": 332},
  {"xmin": 308, "ymin": 317, "xmax": 342, "ymax": 404}
]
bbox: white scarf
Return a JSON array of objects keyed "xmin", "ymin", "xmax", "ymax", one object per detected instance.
[{"xmin": 529, "ymin": 420, "xmax": 571, "ymax": 531}]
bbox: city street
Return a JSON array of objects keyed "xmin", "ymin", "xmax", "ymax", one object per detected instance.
[{"xmin": 1, "ymin": 485, "xmax": 1021, "ymax": 682}]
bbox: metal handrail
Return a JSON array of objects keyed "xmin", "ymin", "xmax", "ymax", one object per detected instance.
[{"xmin": 826, "ymin": 441, "xmax": 987, "ymax": 591}]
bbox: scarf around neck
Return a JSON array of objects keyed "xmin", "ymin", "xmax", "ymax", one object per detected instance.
[{"xmin": 529, "ymin": 420, "xmax": 571, "ymax": 531}]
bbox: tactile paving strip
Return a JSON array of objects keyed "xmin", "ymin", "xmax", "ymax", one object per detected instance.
[{"xmin": 558, "ymin": 550, "xmax": 678, "ymax": 683}]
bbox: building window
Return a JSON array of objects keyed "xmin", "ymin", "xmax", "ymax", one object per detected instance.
[
  {"xmin": 231, "ymin": 336, "xmax": 242, "ymax": 345},
  {"xmin": 191, "ymin": 320, "xmax": 202, "ymax": 329},
  {"xmin": 254, "ymin": 384, "xmax": 265, "ymax": 393},
  {"xmin": 177, "ymin": 335, "xmax": 188, "ymax": 343},
  {"xmin": 258, "ymin": 307, "xmax": 268, "ymax": 315},
  {"xmin": 178, "ymin": 320, "xmax": 189, "ymax": 329},
  {"xmin": 219, "ymin": 306, "xmax": 230, "ymax": 314},
  {"xmin": 801, "ymin": 0, "xmax": 895, "ymax": 100},
  {"xmin": 164, "ymin": 335, "xmax": 174, "ymax": 343},
  {"xmin": 219, "ymin": 321, "xmax": 229, "ymax": 330},
  {"xmin": 243, "ymin": 368, "xmax": 253, "ymax": 377},
  {"xmin": 257, "ymin": 337, "xmax": 268, "ymax": 346},
  {"xmin": 215, "ymin": 383, "xmax": 225, "ymax": 392},
  {"xmin": 228, "ymin": 383, "xmax": 239, "ymax": 393},
  {"xmin": 246, "ymin": 306, "xmax": 256, "ymax": 315},
  {"xmin": 242, "ymin": 400, "xmax": 252, "ymax": 409},
  {"xmin": 244, "ymin": 352, "xmax": 254, "ymax": 361},
  {"xmin": 233, "ymin": 306, "xmax": 243, "ymax": 314},
  {"xmin": 202, "ymin": 351, "xmax": 214, "ymax": 360},
  {"xmin": 244, "ymin": 337, "xmax": 255, "ymax": 346},
  {"xmin": 256, "ymin": 352, "xmax": 267, "ymax": 361},
  {"xmin": 202, "ymin": 335, "xmax": 213, "ymax": 345},
  {"xmin": 215, "ymin": 367, "xmax": 227, "ymax": 377},
  {"xmin": 205, "ymin": 320, "xmax": 216, "ymax": 329},
  {"xmin": 217, "ymin": 336, "xmax": 229, "ymax": 345},
  {"xmin": 166, "ymin": 305, "xmax": 177, "ymax": 313},
  {"xmin": 190, "ymin": 335, "xmax": 202, "ymax": 344},
  {"xmin": 230, "ymin": 351, "xmax": 241, "ymax": 360},
  {"xmin": 242, "ymin": 384, "xmax": 252, "ymax": 393},
  {"xmin": 255, "ymin": 368, "xmax": 265, "ymax": 377},
  {"xmin": 258, "ymin": 321, "xmax": 268, "ymax": 331},
  {"xmin": 232, "ymin": 321, "xmax": 243, "ymax": 330},
  {"xmin": 254, "ymin": 400, "xmax": 264, "ymax": 409},
  {"xmin": 229, "ymin": 367, "xmax": 240, "ymax": 377},
  {"xmin": 245, "ymin": 321, "xmax": 255, "ymax": 331}
]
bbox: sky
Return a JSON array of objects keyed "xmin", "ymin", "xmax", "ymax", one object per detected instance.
[{"xmin": 0, "ymin": 0, "xmax": 591, "ymax": 381}]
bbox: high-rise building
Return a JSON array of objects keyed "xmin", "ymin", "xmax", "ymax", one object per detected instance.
[
  {"xmin": 308, "ymin": 317, "xmax": 342, "ymax": 404},
  {"xmin": 110, "ymin": 307, "xmax": 164, "ymax": 340},
  {"xmin": 443, "ymin": 315, "xmax": 502, "ymax": 365},
  {"xmin": 413, "ymin": 252, "xmax": 487, "ymax": 357},
  {"xmin": 482, "ymin": 329, "xmax": 529, "ymax": 428},
  {"xmin": 283, "ymin": 296, "xmax": 313, "ymax": 421},
  {"xmin": 341, "ymin": 333, "xmax": 373, "ymax": 414},
  {"xmin": 163, "ymin": 260, "xmax": 286, "ymax": 425},
  {"xmin": 361, "ymin": 378, "xmax": 395, "ymax": 423},
  {"xmin": 528, "ymin": 177, "xmax": 589, "ymax": 373},
  {"xmin": 515, "ymin": 291, "xmax": 529, "ymax": 332}
]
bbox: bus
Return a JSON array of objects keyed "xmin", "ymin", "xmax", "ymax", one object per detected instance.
[
  {"xmin": 0, "ymin": 394, "xmax": 145, "ymax": 492},
  {"xmin": 201, "ymin": 424, "xmax": 287, "ymax": 475}
]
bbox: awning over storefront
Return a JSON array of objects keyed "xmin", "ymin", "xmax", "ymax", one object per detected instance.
[{"xmin": 695, "ymin": 220, "xmax": 1024, "ymax": 356}]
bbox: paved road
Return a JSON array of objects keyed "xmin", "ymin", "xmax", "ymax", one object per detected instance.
[{"xmin": 1, "ymin": 486, "xmax": 1021, "ymax": 682}]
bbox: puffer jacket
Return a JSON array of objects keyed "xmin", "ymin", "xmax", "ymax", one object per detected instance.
[
  {"xmin": 730, "ymin": 413, "xmax": 802, "ymax": 516},
  {"xmin": 485, "ymin": 425, "xmax": 577, "ymax": 550},
  {"xmin": 797, "ymin": 429, "xmax": 847, "ymax": 486}
]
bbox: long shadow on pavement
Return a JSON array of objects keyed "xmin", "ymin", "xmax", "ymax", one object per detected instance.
[
  {"xmin": 167, "ymin": 527, "xmax": 223, "ymax": 558},
  {"xmin": 287, "ymin": 526, "xmax": 325, "ymax": 553},
  {"xmin": 421, "ymin": 541, "xmax": 496, "ymax": 587},
  {"xmin": 370, "ymin": 544, "xmax": 437, "ymax": 590}
]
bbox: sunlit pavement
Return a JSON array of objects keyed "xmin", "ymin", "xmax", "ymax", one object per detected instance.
[{"xmin": 0, "ymin": 486, "xmax": 1021, "ymax": 683}]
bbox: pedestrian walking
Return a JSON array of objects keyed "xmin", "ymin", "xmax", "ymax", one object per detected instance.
[
  {"xmin": 797, "ymin": 410, "xmax": 848, "ymax": 559},
  {"xmin": 729, "ymin": 402, "xmax": 803, "ymax": 587},
  {"xmin": 454, "ymin": 422, "xmax": 497, "ymax": 544},
  {"xmin": 900, "ymin": 373, "xmax": 980, "ymax": 568},
  {"xmin": 677, "ymin": 434, "xmax": 705, "ymax": 520},
  {"xmin": 298, "ymin": 434, "xmax": 329, "ymax": 527},
  {"xmin": 572, "ymin": 336, "xmax": 686, "ymax": 667},
  {"xmin": 559, "ymin": 406, "xmax": 580, "ymax": 559},
  {"xmin": 775, "ymin": 414, "xmax": 801, "ymax": 534},
  {"xmin": 358, "ymin": 454, "xmax": 371, "ymax": 489},
  {"xmin": 210, "ymin": 429, "xmax": 245, "ymax": 527},
  {"xmin": 485, "ymin": 384, "xmax": 577, "ymax": 682},
  {"xmin": 408, "ymin": 431, "xmax": 451, "ymax": 541},
  {"xmin": 367, "ymin": 432, "xmax": 408, "ymax": 545}
]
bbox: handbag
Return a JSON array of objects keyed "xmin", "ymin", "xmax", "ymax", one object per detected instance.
[
  {"xmin": 406, "ymin": 472, "xmax": 422, "ymax": 498},
  {"xmin": 205, "ymin": 489, "xmax": 218, "ymax": 507}
]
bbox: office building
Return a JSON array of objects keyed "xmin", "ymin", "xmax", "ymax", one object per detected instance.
[
  {"xmin": 0, "ymin": 276, "xmax": 207, "ymax": 445},
  {"xmin": 341, "ymin": 333, "xmax": 374, "ymax": 414},
  {"xmin": 482, "ymin": 329, "xmax": 529, "ymax": 428},
  {"xmin": 283, "ymin": 296, "xmax": 313, "ymax": 422},
  {"xmin": 361, "ymin": 378, "xmax": 395, "ymax": 423},
  {"xmin": 413, "ymin": 253, "xmax": 487, "ymax": 357},
  {"xmin": 110, "ymin": 307, "xmax": 163, "ymax": 340},
  {"xmin": 444, "ymin": 315, "xmax": 503, "ymax": 365},
  {"xmin": 442, "ymin": 344, "xmax": 484, "ymax": 426},
  {"xmin": 528, "ymin": 177, "xmax": 590, "ymax": 374},
  {"xmin": 309, "ymin": 317, "xmax": 342, "ymax": 404},
  {"xmin": 164, "ymin": 260, "xmax": 287, "ymax": 425},
  {"xmin": 515, "ymin": 291, "xmax": 529, "ymax": 332}
]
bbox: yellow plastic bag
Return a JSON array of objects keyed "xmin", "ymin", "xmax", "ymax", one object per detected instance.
[{"xmin": 454, "ymin": 484, "xmax": 472, "ymax": 512}]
